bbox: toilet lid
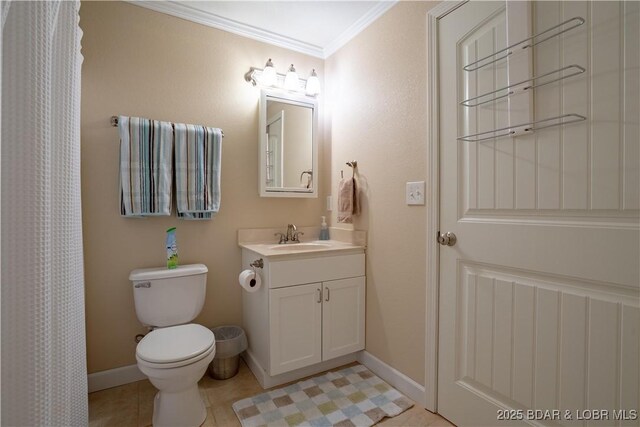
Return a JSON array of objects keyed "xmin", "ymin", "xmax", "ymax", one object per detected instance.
[{"xmin": 136, "ymin": 324, "xmax": 215, "ymax": 364}]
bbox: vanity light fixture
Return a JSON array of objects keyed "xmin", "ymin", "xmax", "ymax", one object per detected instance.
[
  {"xmin": 305, "ymin": 69, "xmax": 320, "ymax": 96},
  {"xmin": 283, "ymin": 64, "xmax": 299, "ymax": 91},
  {"xmin": 261, "ymin": 58, "xmax": 276, "ymax": 87},
  {"xmin": 244, "ymin": 59, "xmax": 320, "ymax": 97}
]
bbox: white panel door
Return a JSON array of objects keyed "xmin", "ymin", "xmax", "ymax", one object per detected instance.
[
  {"xmin": 322, "ymin": 276, "xmax": 366, "ymax": 360},
  {"xmin": 438, "ymin": 2, "xmax": 640, "ymax": 426},
  {"xmin": 266, "ymin": 111, "xmax": 284, "ymax": 187},
  {"xmin": 269, "ymin": 283, "xmax": 322, "ymax": 375}
]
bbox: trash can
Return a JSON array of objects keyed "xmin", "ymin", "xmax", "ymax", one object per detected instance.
[{"xmin": 209, "ymin": 326, "xmax": 247, "ymax": 380}]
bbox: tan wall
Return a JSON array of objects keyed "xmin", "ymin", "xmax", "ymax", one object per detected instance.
[
  {"xmin": 325, "ymin": 1, "xmax": 437, "ymax": 385},
  {"xmin": 80, "ymin": 1, "xmax": 326, "ymax": 374}
]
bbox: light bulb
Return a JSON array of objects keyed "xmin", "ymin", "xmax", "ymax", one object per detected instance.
[
  {"xmin": 305, "ymin": 69, "xmax": 321, "ymax": 96},
  {"xmin": 261, "ymin": 58, "xmax": 276, "ymax": 87},
  {"xmin": 284, "ymin": 64, "xmax": 299, "ymax": 91}
]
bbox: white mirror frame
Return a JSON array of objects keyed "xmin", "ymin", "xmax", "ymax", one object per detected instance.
[{"xmin": 259, "ymin": 89, "xmax": 318, "ymax": 198}]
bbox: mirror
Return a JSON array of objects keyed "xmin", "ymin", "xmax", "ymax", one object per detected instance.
[{"xmin": 259, "ymin": 90, "xmax": 318, "ymax": 197}]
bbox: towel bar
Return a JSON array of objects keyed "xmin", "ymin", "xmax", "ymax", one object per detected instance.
[{"xmin": 111, "ymin": 116, "xmax": 224, "ymax": 138}]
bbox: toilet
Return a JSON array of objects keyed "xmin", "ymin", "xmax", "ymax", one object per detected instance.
[{"xmin": 130, "ymin": 264, "xmax": 215, "ymax": 427}]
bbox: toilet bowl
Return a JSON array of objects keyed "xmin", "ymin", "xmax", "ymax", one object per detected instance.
[
  {"xmin": 130, "ymin": 264, "xmax": 213, "ymax": 427},
  {"xmin": 136, "ymin": 323, "xmax": 216, "ymax": 427}
]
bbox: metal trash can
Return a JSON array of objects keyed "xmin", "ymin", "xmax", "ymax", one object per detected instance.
[{"xmin": 209, "ymin": 326, "xmax": 247, "ymax": 380}]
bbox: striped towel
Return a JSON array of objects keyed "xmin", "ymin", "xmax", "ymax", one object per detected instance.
[
  {"xmin": 174, "ymin": 123, "xmax": 222, "ymax": 220},
  {"xmin": 119, "ymin": 116, "xmax": 173, "ymax": 217}
]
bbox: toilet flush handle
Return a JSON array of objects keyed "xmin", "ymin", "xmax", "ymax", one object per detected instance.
[{"xmin": 134, "ymin": 281, "xmax": 151, "ymax": 288}]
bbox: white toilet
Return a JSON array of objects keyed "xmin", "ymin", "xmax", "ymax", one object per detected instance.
[{"xmin": 130, "ymin": 264, "xmax": 215, "ymax": 427}]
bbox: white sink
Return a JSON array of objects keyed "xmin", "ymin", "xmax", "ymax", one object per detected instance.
[{"xmin": 268, "ymin": 242, "xmax": 332, "ymax": 251}]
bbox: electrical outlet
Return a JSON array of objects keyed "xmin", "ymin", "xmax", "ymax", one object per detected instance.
[
  {"xmin": 326, "ymin": 195, "xmax": 333, "ymax": 211},
  {"xmin": 406, "ymin": 181, "xmax": 425, "ymax": 205}
]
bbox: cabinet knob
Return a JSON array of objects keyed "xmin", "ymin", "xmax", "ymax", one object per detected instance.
[
  {"xmin": 316, "ymin": 288, "xmax": 322, "ymax": 303},
  {"xmin": 325, "ymin": 288, "xmax": 330, "ymax": 302}
]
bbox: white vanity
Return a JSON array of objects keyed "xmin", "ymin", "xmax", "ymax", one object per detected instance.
[{"xmin": 238, "ymin": 227, "xmax": 366, "ymax": 388}]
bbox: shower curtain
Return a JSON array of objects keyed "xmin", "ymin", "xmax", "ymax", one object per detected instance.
[{"xmin": 1, "ymin": 1, "xmax": 88, "ymax": 425}]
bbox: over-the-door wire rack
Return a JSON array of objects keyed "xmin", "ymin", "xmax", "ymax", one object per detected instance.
[
  {"xmin": 463, "ymin": 16, "xmax": 585, "ymax": 72},
  {"xmin": 460, "ymin": 64, "xmax": 585, "ymax": 107},
  {"xmin": 457, "ymin": 114, "xmax": 587, "ymax": 143},
  {"xmin": 457, "ymin": 16, "xmax": 587, "ymax": 142}
]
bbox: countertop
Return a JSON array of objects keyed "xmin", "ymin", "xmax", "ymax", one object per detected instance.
[{"xmin": 239, "ymin": 239, "xmax": 365, "ymax": 258}]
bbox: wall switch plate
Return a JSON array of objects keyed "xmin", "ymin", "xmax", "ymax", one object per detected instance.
[
  {"xmin": 406, "ymin": 181, "xmax": 425, "ymax": 205},
  {"xmin": 327, "ymin": 195, "xmax": 333, "ymax": 211}
]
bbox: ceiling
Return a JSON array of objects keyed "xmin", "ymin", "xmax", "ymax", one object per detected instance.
[{"xmin": 130, "ymin": 1, "xmax": 398, "ymax": 58}]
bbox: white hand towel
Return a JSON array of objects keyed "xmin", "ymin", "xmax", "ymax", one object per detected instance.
[{"xmin": 337, "ymin": 177, "xmax": 359, "ymax": 223}]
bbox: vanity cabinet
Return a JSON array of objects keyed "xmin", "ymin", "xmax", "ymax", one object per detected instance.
[
  {"xmin": 321, "ymin": 277, "xmax": 366, "ymax": 360},
  {"xmin": 241, "ymin": 248, "xmax": 366, "ymax": 387},
  {"xmin": 270, "ymin": 276, "xmax": 365, "ymax": 375},
  {"xmin": 269, "ymin": 282, "xmax": 321, "ymax": 374}
]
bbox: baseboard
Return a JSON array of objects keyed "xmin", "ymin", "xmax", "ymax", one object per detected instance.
[
  {"xmin": 87, "ymin": 351, "xmax": 427, "ymax": 403},
  {"xmin": 241, "ymin": 350, "xmax": 267, "ymax": 386},
  {"xmin": 357, "ymin": 351, "xmax": 427, "ymax": 407},
  {"xmin": 242, "ymin": 350, "xmax": 358, "ymax": 389},
  {"xmin": 87, "ymin": 364, "xmax": 147, "ymax": 393}
]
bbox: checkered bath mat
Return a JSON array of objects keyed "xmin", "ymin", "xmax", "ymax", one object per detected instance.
[{"xmin": 232, "ymin": 364, "xmax": 414, "ymax": 427}]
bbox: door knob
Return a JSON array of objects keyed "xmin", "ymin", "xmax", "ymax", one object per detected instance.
[{"xmin": 437, "ymin": 231, "xmax": 457, "ymax": 246}]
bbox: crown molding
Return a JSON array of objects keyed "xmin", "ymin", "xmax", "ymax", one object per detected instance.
[
  {"xmin": 125, "ymin": 1, "xmax": 397, "ymax": 60},
  {"xmin": 126, "ymin": 1, "xmax": 325, "ymax": 58},
  {"xmin": 323, "ymin": 1, "xmax": 398, "ymax": 58}
]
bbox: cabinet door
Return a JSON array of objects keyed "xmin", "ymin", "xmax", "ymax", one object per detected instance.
[
  {"xmin": 269, "ymin": 283, "xmax": 322, "ymax": 375},
  {"xmin": 322, "ymin": 276, "xmax": 365, "ymax": 360}
]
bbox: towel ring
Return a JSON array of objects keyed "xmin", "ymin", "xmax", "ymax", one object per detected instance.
[{"xmin": 346, "ymin": 161, "xmax": 357, "ymax": 178}]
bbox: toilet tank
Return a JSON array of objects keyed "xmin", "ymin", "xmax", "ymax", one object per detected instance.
[{"xmin": 130, "ymin": 264, "xmax": 208, "ymax": 328}]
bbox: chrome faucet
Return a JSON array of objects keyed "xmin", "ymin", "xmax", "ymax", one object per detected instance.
[
  {"xmin": 274, "ymin": 232, "xmax": 287, "ymax": 244},
  {"xmin": 275, "ymin": 224, "xmax": 304, "ymax": 244},
  {"xmin": 286, "ymin": 224, "xmax": 297, "ymax": 242}
]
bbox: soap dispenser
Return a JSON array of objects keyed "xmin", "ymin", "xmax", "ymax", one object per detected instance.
[{"xmin": 319, "ymin": 216, "xmax": 330, "ymax": 240}]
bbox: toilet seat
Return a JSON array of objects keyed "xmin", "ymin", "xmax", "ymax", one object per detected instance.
[{"xmin": 136, "ymin": 323, "xmax": 215, "ymax": 369}]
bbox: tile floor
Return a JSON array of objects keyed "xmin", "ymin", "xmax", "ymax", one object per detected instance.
[{"xmin": 88, "ymin": 360, "xmax": 454, "ymax": 427}]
